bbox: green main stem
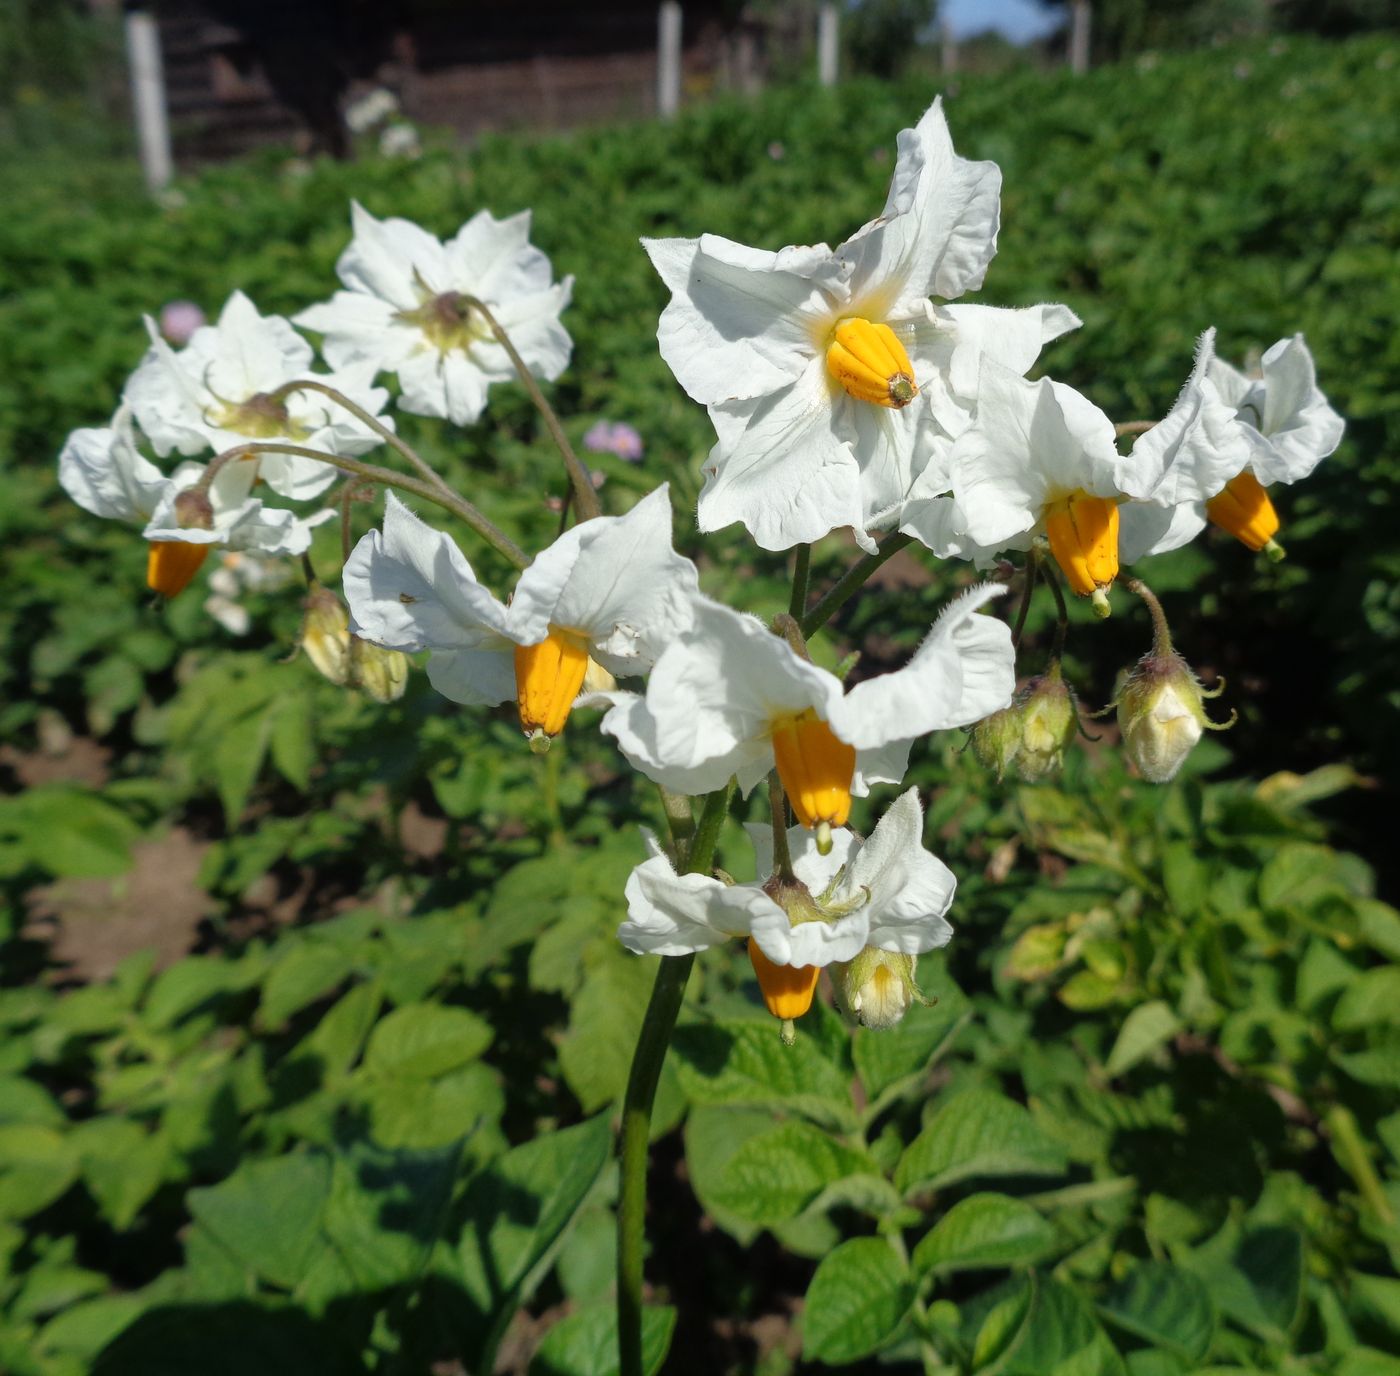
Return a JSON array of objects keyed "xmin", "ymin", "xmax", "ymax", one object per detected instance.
[
  {"xmin": 801, "ymin": 533, "xmax": 912, "ymax": 637},
  {"xmin": 617, "ymin": 784, "xmax": 732, "ymax": 1376}
]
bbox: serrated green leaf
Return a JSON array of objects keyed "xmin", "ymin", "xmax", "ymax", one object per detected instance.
[
  {"xmin": 895, "ymin": 1089, "xmax": 1068, "ymax": 1196},
  {"xmin": 530, "ymin": 1304, "xmax": 674, "ymax": 1376},
  {"xmin": 912, "ymin": 1193, "xmax": 1055, "ymax": 1276},
  {"xmin": 363, "ymin": 1002, "xmax": 492, "ymax": 1079},
  {"xmin": 852, "ymin": 955, "xmax": 969, "ymax": 1101},
  {"xmin": 71, "ymin": 1117, "xmax": 168, "ymax": 1231},
  {"xmin": 1099, "ymin": 1262, "xmax": 1215, "ymax": 1362},
  {"xmin": 802, "ymin": 1237, "xmax": 912, "ymax": 1364},
  {"xmin": 706, "ymin": 1120, "xmax": 876, "ymax": 1225},
  {"xmin": 1105, "ymin": 1000, "xmax": 1181, "ymax": 1076}
]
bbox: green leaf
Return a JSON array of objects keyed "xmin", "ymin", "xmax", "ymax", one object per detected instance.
[
  {"xmin": 852, "ymin": 955, "xmax": 969, "ymax": 1101},
  {"xmin": 1099, "ymin": 1262, "xmax": 1216, "ymax": 1362},
  {"xmin": 362, "ymin": 1002, "xmax": 493, "ymax": 1080},
  {"xmin": 212, "ymin": 705, "xmax": 274, "ymax": 825},
  {"xmin": 37, "ymin": 1296, "xmax": 146, "ymax": 1362},
  {"xmin": 1258, "ymin": 842, "xmax": 1354, "ymax": 913},
  {"xmin": 912, "ymin": 1192, "xmax": 1055, "ymax": 1276},
  {"xmin": 70, "ymin": 1117, "xmax": 168, "ymax": 1232},
  {"xmin": 1333, "ymin": 967, "xmax": 1400, "ymax": 1032},
  {"xmin": 186, "ymin": 1153, "xmax": 332, "ymax": 1290},
  {"xmin": 530, "ymin": 1304, "xmax": 675, "ymax": 1376},
  {"xmin": 0, "ymin": 1075, "xmax": 65, "ymax": 1127},
  {"xmin": 301, "ymin": 980, "xmax": 381, "ymax": 1077},
  {"xmin": 143, "ymin": 955, "xmax": 255, "ymax": 1030},
  {"xmin": 0, "ymin": 1124, "xmax": 79, "ymax": 1220},
  {"xmin": 1183, "ymin": 1222, "xmax": 1302, "ymax": 1343},
  {"xmin": 0, "ymin": 788, "xmax": 139, "ymax": 880},
  {"xmin": 1003, "ymin": 1276, "xmax": 1126, "ymax": 1376},
  {"xmin": 671, "ymin": 1019, "xmax": 854, "ymax": 1127},
  {"xmin": 268, "ymin": 691, "xmax": 315, "ymax": 792},
  {"xmin": 895, "ymin": 1089, "xmax": 1068, "ymax": 1196},
  {"xmin": 802, "ymin": 1237, "xmax": 912, "ymax": 1364},
  {"xmin": 456, "ymin": 1114, "xmax": 613, "ymax": 1314},
  {"xmin": 706, "ymin": 1120, "xmax": 876, "ymax": 1225},
  {"xmin": 258, "ymin": 944, "xmax": 357, "ymax": 1027},
  {"xmin": 1105, "ymin": 1000, "xmax": 1181, "ymax": 1076}
]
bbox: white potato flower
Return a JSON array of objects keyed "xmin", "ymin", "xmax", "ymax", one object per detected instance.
[
  {"xmin": 59, "ymin": 405, "xmax": 332, "ymax": 598},
  {"xmin": 123, "ymin": 290, "xmax": 392, "ymax": 501},
  {"xmin": 296, "ymin": 202, "xmax": 573, "ymax": 426},
  {"xmin": 590, "ymin": 585, "xmax": 1013, "ymax": 837},
  {"xmin": 644, "ymin": 99, "xmax": 1079, "ymax": 553},
  {"xmin": 621, "ymin": 788, "xmax": 954, "ymax": 1026},
  {"xmin": 343, "ymin": 486, "xmax": 697, "ymax": 744}
]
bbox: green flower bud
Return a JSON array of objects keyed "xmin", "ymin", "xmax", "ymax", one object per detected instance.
[
  {"xmin": 300, "ymin": 585, "xmax": 352, "ymax": 686},
  {"xmin": 1015, "ymin": 664, "xmax": 1077, "ymax": 782},
  {"xmin": 351, "ymin": 636, "xmax": 409, "ymax": 703},
  {"xmin": 834, "ymin": 948, "xmax": 925, "ymax": 1030},
  {"xmin": 971, "ymin": 704, "xmax": 1022, "ymax": 780}
]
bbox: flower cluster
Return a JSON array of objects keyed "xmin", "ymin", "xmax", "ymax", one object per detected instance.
[{"xmin": 57, "ymin": 98, "xmax": 1343, "ymax": 1040}]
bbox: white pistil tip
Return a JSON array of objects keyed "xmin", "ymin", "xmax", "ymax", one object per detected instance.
[
  {"xmin": 815, "ymin": 820, "xmax": 833, "ymax": 856},
  {"xmin": 527, "ymin": 728, "xmax": 551, "ymax": 755},
  {"xmin": 1091, "ymin": 587, "xmax": 1112, "ymax": 620},
  {"xmin": 780, "ymin": 1018, "xmax": 796, "ymax": 1046}
]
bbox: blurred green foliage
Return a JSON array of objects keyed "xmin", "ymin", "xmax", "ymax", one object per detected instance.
[{"xmin": 0, "ymin": 31, "xmax": 1396, "ymax": 1375}]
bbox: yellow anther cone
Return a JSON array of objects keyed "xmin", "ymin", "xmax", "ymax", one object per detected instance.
[
  {"xmin": 771, "ymin": 710, "xmax": 854, "ymax": 830},
  {"xmin": 749, "ymin": 940, "xmax": 821, "ymax": 1020},
  {"xmin": 146, "ymin": 540, "xmax": 209, "ymax": 598},
  {"xmin": 1205, "ymin": 470, "xmax": 1280, "ymax": 552},
  {"xmin": 826, "ymin": 318, "xmax": 918, "ymax": 408},
  {"xmin": 1044, "ymin": 493, "xmax": 1120, "ymax": 598},
  {"xmin": 514, "ymin": 629, "xmax": 590, "ymax": 738}
]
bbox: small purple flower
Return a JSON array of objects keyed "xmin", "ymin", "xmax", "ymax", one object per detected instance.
[
  {"xmin": 583, "ymin": 419, "xmax": 644, "ymax": 463},
  {"xmin": 767, "ymin": 141, "xmax": 785, "ymax": 161},
  {"xmin": 159, "ymin": 300, "xmax": 206, "ymax": 345}
]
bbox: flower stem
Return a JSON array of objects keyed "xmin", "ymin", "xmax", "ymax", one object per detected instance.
[
  {"xmin": 768, "ymin": 770, "xmax": 794, "ymax": 881},
  {"xmin": 801, "ymin": 533, "xmax": 912, "ymax": 637},
  {"xmin": 265, "ymin": 378, "xmax": 459, "ymax": 506},
  {"xmin": 1011, "ymin": 547, "xmax": 1039, "ymax": 651},
  {"xmin": 789, "ymin": 544, "xmax": 811, "ymax": 621},
  {"xmin": 617, "ymin": 783, "xmax": 732, "ymax": 1376},
  {"xmin": 1040, "ymin": 556, "xmax": 1070, "ymax": 661},
  {"xmin": 1124, "ymin": 576, "xmax": 1173, "ymax": 657},
  {"xmin": 191, "ymin": 440, "xmax": 529, "ymax": 569},
  {"xmin": 458, "ymin": 294, "xmax": 602, "ymax": 523}
]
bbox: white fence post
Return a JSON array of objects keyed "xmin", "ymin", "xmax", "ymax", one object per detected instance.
[
  {"xmin": 1069, "ymin": 0, "xmax": 1092, "ymax": 75},
  {"xmin": 657, "ymin": 2, "xmax": 682, "ymax": 118},
  {"xmin": 817, "ymin": 3, "xmax": 839, "ymax": 87},
  {"xmin": 125, "ymin": 7, "xmax": 174, "ymax": 191}
]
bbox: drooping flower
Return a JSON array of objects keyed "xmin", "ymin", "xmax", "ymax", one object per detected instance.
[
  {"xmin": 123, "ymin": 290, "xmax": 392, "ymax": 501},
  {"xmin": 644, "ymin": 99, "xmax": 1079, "ymax": 552},
  {"xmin": 591, "ymin": 585, "xmax": 1013, "ymax": 839},
  {"xmin": 58, "ymin": 406, "xmax": 333, "ymax": 598},
  {"xmin": 343, "ymin": 486, "xmax": 697, "ymax": 745},
  {"xmin": 621, "ymin": 788, "xmax": 954, "ymax": 1029},
  {"xmin": 1203, "ymin": 334, "xmax": 1343, "ymax": 556},
  {"xmin": 295, "ymin": 202, "xmax": 573, "ymax": 426},
  {"xmin": 904, "ymin": 359, "xmax": 1127, "ymax": 614}
]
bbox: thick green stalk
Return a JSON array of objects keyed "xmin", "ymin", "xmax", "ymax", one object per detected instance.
[
  {"xmin": 617, "ymin": 784, "xmax": 732, "ymax": 1376},
  {"xmin": 801, "ymin": 533, "xmax": 912, "ymax": 637}
]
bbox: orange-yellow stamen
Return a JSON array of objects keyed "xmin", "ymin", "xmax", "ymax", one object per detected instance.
[
  {"xmin": 514, "ymin": 628, "xmax": 589, "ymax": 738},
  {"xmin": 1205, "ymin": 469, "xmax": 1280, "ymax": 552},
  {"xmin": 771, "ymin": 709, "xmax": 854, "ymax": 830},
  {"xmin": 1044, "ymin": 492, "xmax": 1120, "ymax": 598},
  {"xmin": 749, "ymin": 940, "xmax": 821, "ymax": 1020},
  {"xmin": 146, "ymin": 540, "xmax": 209, "ymax": 598},
  {"xmin": 825, "ymin": 317, "xmax": 918, "ymax": 409}
]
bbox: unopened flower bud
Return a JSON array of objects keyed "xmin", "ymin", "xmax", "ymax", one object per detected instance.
[
  {"xmin": 971, "ymin": 704, "xmax": 1021, "ymax": 780},
  {"xmin": 1015, "ymin": 664, "xmax": 1077, "ymax": 782},
  {"xmin": 1116, "ymin": 580, "xmax": 1234, "ymax": 783},
  {"xmin": 834, "ymin": 948, "xmax": 926, "ymax": 1029},
  {"xmin": 351, "ymin": 636, "xmax": 409, "ymax": 702},
  {"xmin": 172, "ymin": 486, "xmax": 214, "ymax": 531},
  {"xmin": 299, "ymin": 585, "xmax": 352, "ymax": 685}
]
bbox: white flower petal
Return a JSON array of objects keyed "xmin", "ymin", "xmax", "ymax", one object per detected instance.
[
  {"xmin": 620, "ymin": 850, "xmax": 777, "ymax": 955},
  {"xmin": 1251, "ymin": 334, "xmax": 1345, "ymax": 485},
  {"xmin": 839, "ymin": 98, "xmax": 1002, "ymax": 316},
  {"xmin": 337, "ymin": 201, "xmax": 449, "ymax": 307},
  {"xmin": 295, "ymin": 293, "xmax": 417, "ymax": 373},
  {"xmin": 830, "ymin": 583, "xmax": 1013, "ymax": 749},
  {"xmin": 58, "ymin": 406, "xmax": 169, "ymax": 525},
  {"xmin": 1118, "ymin": 500, "xmax": 1208, "ymax": 564},
  {"xmin": 507, "ymin": 485, "xmax": 699, "ymax": 672},
  {"xmin": 342, "ymin": 491, "xmax": 510, "ymax": 655},
  {"xmin": 645, "ymin": 234, "xmax": 842, "ymax": 406},
  {"xmin": 698, "ymin": 359, "xmax": 869, "ymax": 552},
  {"xmin": 445, "ymin": 208, "xmax": 555, "ymax": 299}
]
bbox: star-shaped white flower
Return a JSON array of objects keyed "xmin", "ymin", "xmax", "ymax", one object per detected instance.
[
  {"xmin": 59, "ymin": 406, "xmax": 333, "ymax": 596},
  {"xmin": 123, "ymin": 290, "xmax": 392, "ymax": 501},
  {"xmin": 644, "ymin": 99, "xmax": 1079, "ymax": 552},
  {"xmin": 622, "ymin": 788, "xmax": 954, "ymax": 1025},
  {"xmin": 343, "ymin": 485, "xmax": 698, "ymax": 740},
  {"xmin": 590, "ymin": 585, "xmax": 1013, "ymax": 831},
  {"xmin": 295, "ymin": 202, "xmax": 573, "ymax": 426}
]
